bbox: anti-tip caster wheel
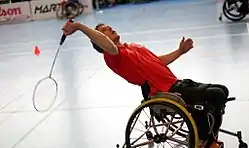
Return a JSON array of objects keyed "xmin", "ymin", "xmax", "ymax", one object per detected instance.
[
  {"xmin": 219, "ymin": 16, "xmax": 222, "ymax": 21},
  {"xmin": 239, "ymin": 141, "xmax": 248, "ymax": 148},
  {"xmin": 218, "ymin": 12, "xmax": 223, "ymax": 22}
]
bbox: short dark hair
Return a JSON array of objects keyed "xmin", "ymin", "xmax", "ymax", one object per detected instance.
[{"xmin": 91, "ymin": 23, "xmax": 104, "ymax": 53}]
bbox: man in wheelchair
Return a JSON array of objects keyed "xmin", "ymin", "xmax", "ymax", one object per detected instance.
[{"xmin": 62, "ymin": 22, "xmax": 231, "ymax": 147}]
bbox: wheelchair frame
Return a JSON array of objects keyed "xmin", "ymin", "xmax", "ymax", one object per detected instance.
[{"xmin": 116, "ymin": 92, "xmax": 248, "ymax": 148}]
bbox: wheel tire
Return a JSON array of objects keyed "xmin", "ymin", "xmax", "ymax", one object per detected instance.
[
  {"xmin": 239, "ymin": 142, "xmax": 248, "ymax": 148},
  {"xmin": 125, "ymin": 98, "xmax": 199, "ymax": 148},
  {"xmin": 77, "ymin": 3, "xmax": 84, "ymax": 16},
  {"xmin": 222, "ymin": 0, "xmax": 246, "ymax": 21},
  {"xmin": 63, "ymin": 2, "xmax": 79, "ymax": 19}
]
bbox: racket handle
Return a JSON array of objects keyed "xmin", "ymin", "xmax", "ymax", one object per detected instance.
[{"xmin": 60, "ymin": 19, "xmax": 74, "ymax": 45}]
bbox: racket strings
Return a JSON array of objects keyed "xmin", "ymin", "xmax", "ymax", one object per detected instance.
[
  {"xmin": 32, "ymin": 45, "xmax": 62, "ymax": 112},
  {"xmin": 33, "ymin": 19, "xmax": 73, "ymax": 112}
]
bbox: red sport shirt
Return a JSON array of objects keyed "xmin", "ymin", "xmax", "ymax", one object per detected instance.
[{"xmin": 103, "ymin": 43, "xmax": 178, "ymax": 95}]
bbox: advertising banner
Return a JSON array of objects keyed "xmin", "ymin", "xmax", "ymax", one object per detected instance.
[
  {"xmin": 0, "ymin": 1, "xmax": 31, "ymax": 24},
  {"xmin": 30, "ymin": 0, "xmax": 93, "ymax": 20},
  {"xmin": 30, "ymin": 0, "xmax": 61, "ymax": 20}
]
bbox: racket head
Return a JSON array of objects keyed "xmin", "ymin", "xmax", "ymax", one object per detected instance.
[{"xmin": 32, "ymin": 76, "xmax": 58, "ymax": 112}]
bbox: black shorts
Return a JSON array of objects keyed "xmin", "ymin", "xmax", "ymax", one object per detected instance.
[
  {"xmin": 168, "ymin": 79, "xmax": 229, "ymax": 140},
  {"xmin": 168, "ymin": 79, "xmax": 229, "ymax": 110}
]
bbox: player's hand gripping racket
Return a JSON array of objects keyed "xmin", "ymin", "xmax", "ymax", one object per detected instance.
[{"xmin": 32, "ymin": 19, "xmax": 74, "ymax": 112}]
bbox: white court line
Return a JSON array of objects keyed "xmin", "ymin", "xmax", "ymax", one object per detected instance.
[
  {"xmin": 136, "ymin": 32, "xmax": 249, "ymax": 44},
  {"xmin": 0, "ymin": 22, "xmax": 247, "ymax": 48},
  {"xmin": 247, "ymin": 23, "xmax": 249, "ymax": 33},
  {"xmin": 119, "ymin": 23, "xmax": 240, "ymax": 36},
  {"xmin": 0, "ymin": 32, "xmax": 248, "ymax": 58}
]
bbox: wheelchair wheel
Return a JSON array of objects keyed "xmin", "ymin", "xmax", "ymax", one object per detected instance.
[
  {"xmin": 56, "ymin": 3, "xmax": 65, "ymax": 19},
  {"xmin": 64, "ymin": 1, "xmax": 79, "ymax": 19},
  {"xmin": 56, "ymin": 1, "xmax": 79, "ymax": 19},
  {"xmin": 222, "ymin": 0, "xmax": 246, "ymax": 21},
  {"xmin": 125, "ymin": 98, "xmax": 199, "ymax": 148},
  {"xmin": 151, "ymin": 93, "xmax": 189, "ymax": 138},
  {"xmin": 76, "ymin": 3, "xmax": 84, "ymax": 16}
]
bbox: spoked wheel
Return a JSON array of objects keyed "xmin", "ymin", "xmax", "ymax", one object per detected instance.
[
  {"xmin": 125, "ymin": 98, "xmax": 199, "ymax": 148},
  {"xmin": 163, "ymin": 114, "xmax": 190, "ymax": 138},
  {"xmin": 76, "ymin": 3, "xmax": 84, "ymax": 16},
  {"xmin": 222, "ymin": 0, "xmax": 247, "ymax": 21},
  {"xmin": 63, "ymin": 1, "xmax": 79, "ymax": 19},
  {"xmin": 56, "ymin": 1, "xmax": 79, "ymax": 19}
]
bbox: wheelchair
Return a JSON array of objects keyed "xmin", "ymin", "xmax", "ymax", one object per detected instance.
[
  {"xmin": 116, "ymin": 82, "xmax": 248, "ymax": 148},
  {"xmin": 56, "ymin": 0, "xmax": 85, "ymax": 20},
  {"xmin": 219, "ymin": 0, "xmax": 249, "ymax": 22}
]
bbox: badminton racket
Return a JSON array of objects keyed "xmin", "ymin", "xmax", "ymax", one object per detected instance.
[{"xmin": 32, "ymin": 19, "xmax": 74, "ymax": 112}]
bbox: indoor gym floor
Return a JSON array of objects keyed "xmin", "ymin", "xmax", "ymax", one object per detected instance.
[{"xmin": 0, "ymin": 0, "xmax": 249, "ymax": 147}]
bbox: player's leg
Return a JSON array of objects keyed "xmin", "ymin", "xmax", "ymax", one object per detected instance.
[
  {"xmin": 168, "ymin": 79, "xmax": 228, "ymax": 146},
  {"xmin": 204, "ymin": 85, "xmax": 228, "ymax": 147},
  {"xmin": 168, "ymin": 79, "xmax": 211, "ymax": 141}
]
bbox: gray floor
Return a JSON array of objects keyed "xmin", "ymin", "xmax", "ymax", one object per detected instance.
[{"xmin": 0, "ymin": 0, "xmax": 249, "ymax": 147}]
